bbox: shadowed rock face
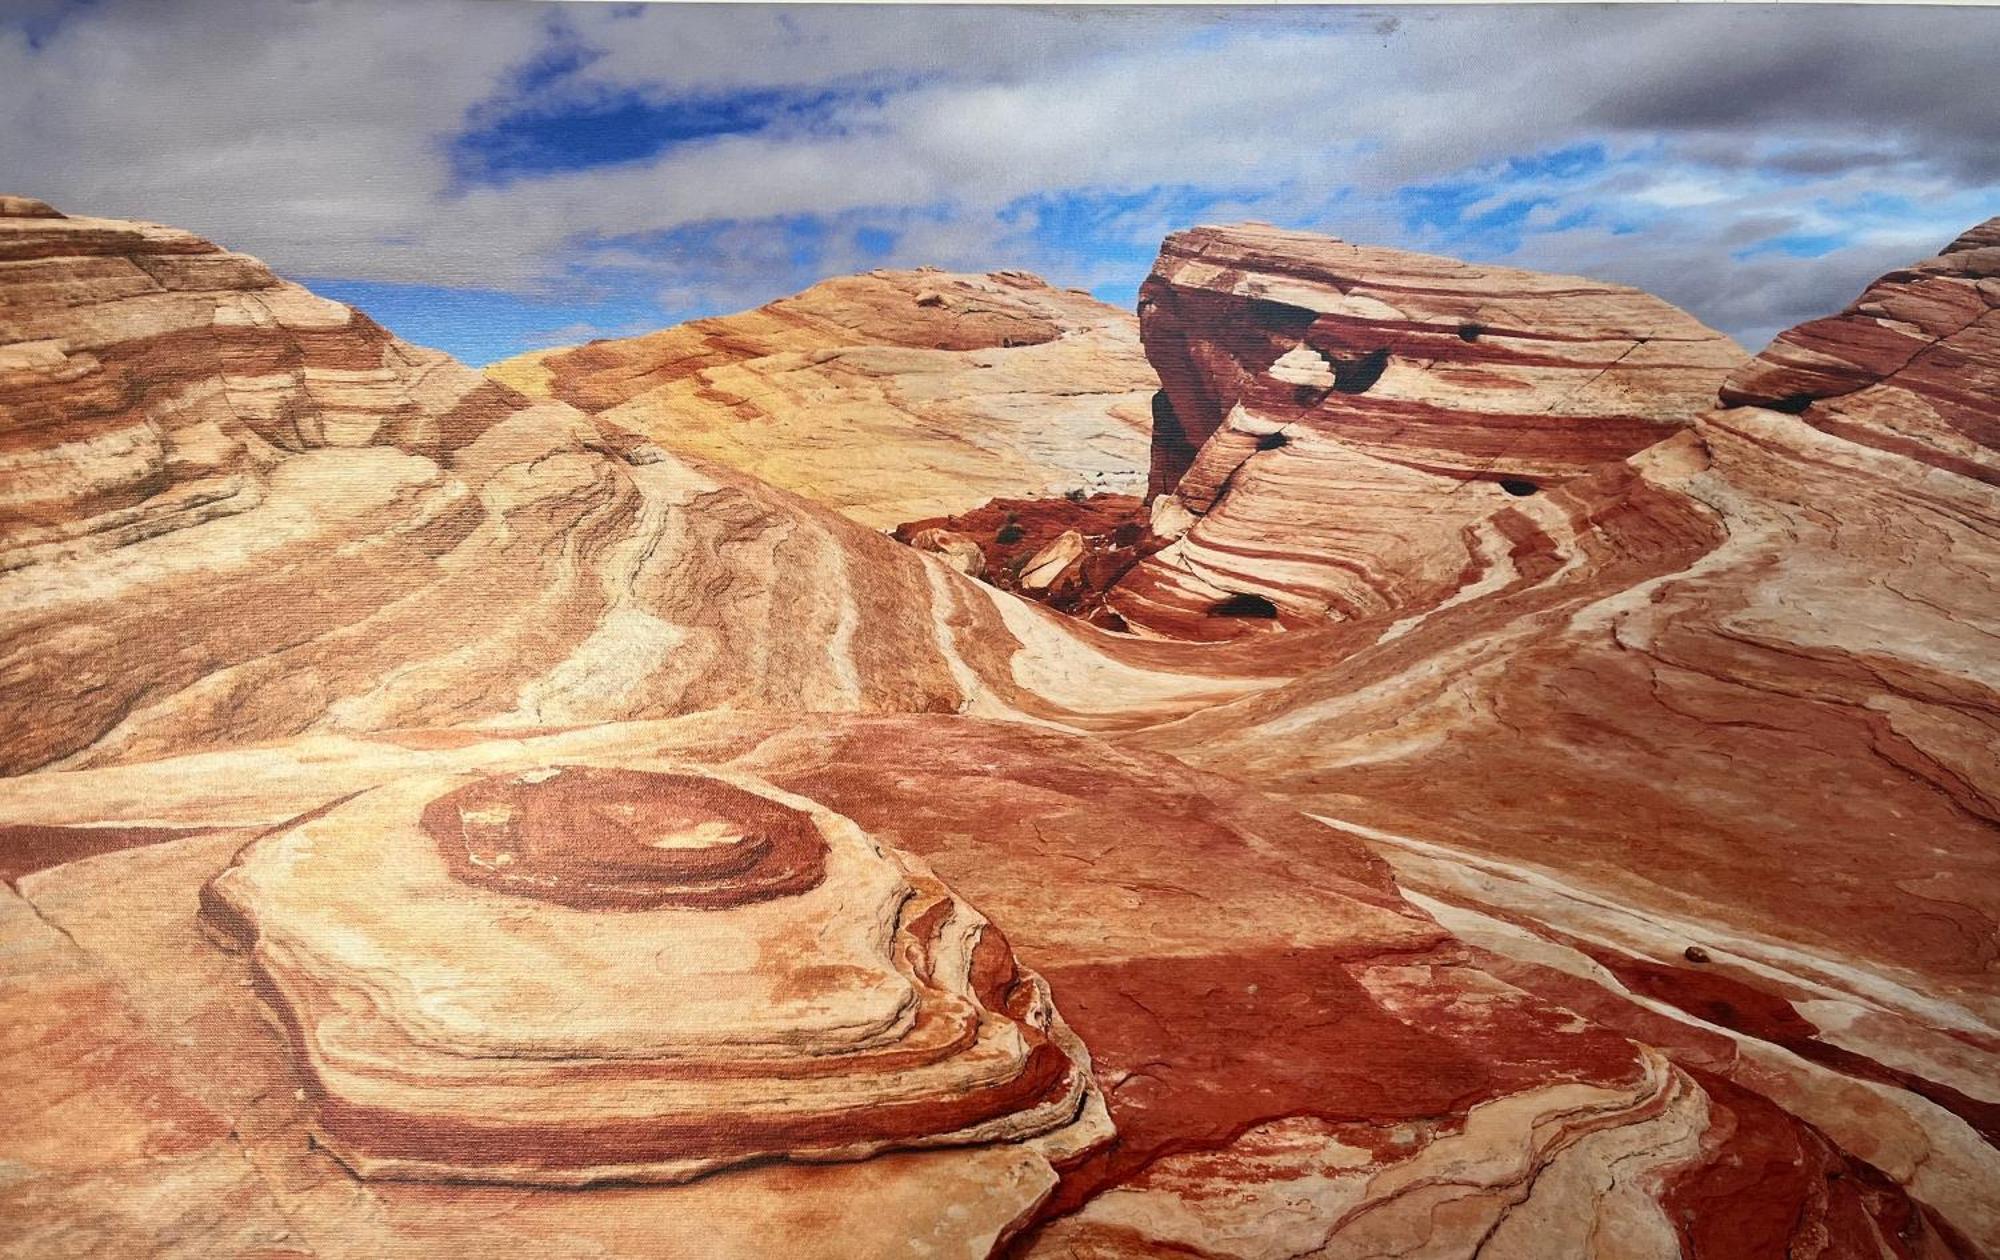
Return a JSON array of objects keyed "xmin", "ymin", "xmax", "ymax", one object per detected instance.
[
  {"xmin": 894, "ymin": 492, "xmax": 1160, "ymax": 629},
  {"xmin": 2, "ymin": 199, "xmax": 1997, "ymax": 1259},
  {"xmin": 1115, "ymin": 223, "xmax": 1747, "ymax": 638},
  {"xmin": 490, "ymin": 268, "xmax": 1156, "ymax": 528}
]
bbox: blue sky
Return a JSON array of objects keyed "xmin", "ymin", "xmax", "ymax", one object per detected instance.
[{"xmin": 4, "ymin": 2, "xmax": 1996, "ymax": 363}]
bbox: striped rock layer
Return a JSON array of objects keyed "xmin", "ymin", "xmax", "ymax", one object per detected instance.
[
  {"xmin": 1113, "ymin": 223, "xmax": 1747, "ymax": 639},
  {"xmin": 2, "ymin": 714, "xmax": 1735, "ymax": 1259},
  {"xmin": 489, "ymin": 268, "xmax": 1155, "ymax": 528},
  {"xmin": 199, "ymin": 763, "xmax": 1107, "ymax": 1186},
  {"xmin": 1, "ymin": 197, "xmax": 1997, "ymax": 1260},
  {"xmin": 1139, "ymin": 220, "xmax": 2000, "ymax": 1253},
  {"xmin": 0, "ymin": 199, "xmax": 1261, "ymax": 775}
]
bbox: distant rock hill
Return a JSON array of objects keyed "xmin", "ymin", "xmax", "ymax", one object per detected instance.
[
  {"xmin": 489, "ymin": 268, "xmax": 1156, "ymax": 529},
  {"xmin": 2, "ymin": 194, "xmax": 1996, "ymax": 1259}
]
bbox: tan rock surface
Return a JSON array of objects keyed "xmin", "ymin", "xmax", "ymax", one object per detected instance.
[
  {"xmin": 0, "ymin": 201, "xmax": 1264, "ymax": 775},
  {"xmin": 491, "ymin": 269, "xmax": 1155, "ymax": 528}
]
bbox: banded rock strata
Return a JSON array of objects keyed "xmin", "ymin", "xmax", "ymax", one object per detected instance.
[
  {"xmin": 490, "ymin": 268, "xmax": 1155, "ymax": 528},
  {"xmin": 1142, "ymin": 219, "xmax": 2000, "ymax": 1252},
  {"xmin": 200, "ymin": 763, "xmax": 1106, "ymax": 1186},
  {"xmin": 0, "ymin": 714, "xmax": 1770, "ymax": 1259},
  {"xmin": 2, "ymin": 197, "xmax": 1997, "ymax": 1259},
  {"xmin": 1113, "ymin": 223, "xmax": 1746, "ymax": 638},
  {"xmin": 0, "ymin": 198, "xmax": 1260, "ymax": 775}
]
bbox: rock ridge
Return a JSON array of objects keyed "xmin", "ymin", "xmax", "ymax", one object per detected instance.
[{"xmin": 491, "ymin": 268, "xmax": 1156, "ymax": 528}]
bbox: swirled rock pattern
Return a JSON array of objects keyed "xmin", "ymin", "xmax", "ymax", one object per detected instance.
[
  {"xmin": 0, "ymin": 199, "xmax": 1262, "ymax": 775},
  {"xmin": 1140, "ymin": 220, "xmax": 2000, "ymax": 1252},
  {"xmin": 0, "ymin": 715, "xmax": 1733, "ymax": 1258},
  {"xmin": 199, "ymin": 763, "xmax": 1105, "ymax": 1186},
  {"xmin": 490, "ymin": 268, "xmax": 1154, "ymax": 528},
  {"xmin": 1110, "ymin": 223, "xmax": 1747, "ymax": 638},
  {"xmin": 2, "ymin": 196, "xmax": 1997, "ymax": 1259}
]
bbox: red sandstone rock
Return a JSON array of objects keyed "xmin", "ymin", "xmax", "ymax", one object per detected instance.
[
  {"xmin": 0, "ymin": 200, "xmax": 1259, "ymax": 775},
  {"xmin": 1113, "ymin": 223, "xmax": 1747, "ymax": 638},
  {"xmin": 2, "ymin": 196, "xmax": 1996, "ymax": 1258},
  {"xmin": 893, "ymin": 493, "xmax": 1158, "ymax": 628},
  {"xmin": 200, "ymin": 762, "xmax": 1108, "ymax": 1187},
  {"xmin": 0, "ymin": 715, "xmax": 1717, "ymax": 1257},
  {"xmin": 1135, "ymin": 220, "xmax": 2000, "ymax": 1251}
]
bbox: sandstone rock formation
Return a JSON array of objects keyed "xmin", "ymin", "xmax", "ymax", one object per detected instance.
[
  {"xmin": 895, "ymin": 492, "xmax": 1158, "ymax": 627},
  {"xmin": 0, "ymin": 714, "xmax": 1786, "ymax": 1258},
  {"xmin": 490, "ymin": 269, "xmax": 1155, "ymax": 528},
  {"xmin": 1112, "ymin": 223, "xmax": 1748, "ymax": 638},
  {"xmin": 200, "ymin": 763, "xmax": 1107, "ymax": 1186},
  {"xmin": 1136, "ymin": 218, "xmax": 2000, "ymax": 1252},
  {"xmin": 3, "ymin": 196, "xmax": 1997, "ymax": 1259},
  {"xmin": 0, "ymin": 200, "xmax": 1260, "ymax": 775}
]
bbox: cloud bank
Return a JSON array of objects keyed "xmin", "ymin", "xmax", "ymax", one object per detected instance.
[{"xmin": 4, "ymin": 1, "xmax": 1995, "ymax": 361}]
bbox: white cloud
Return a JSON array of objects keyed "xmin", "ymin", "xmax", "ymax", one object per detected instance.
[{"xmin": 2, "ymin": 1, "xmax": 1993, "ymax": 355}]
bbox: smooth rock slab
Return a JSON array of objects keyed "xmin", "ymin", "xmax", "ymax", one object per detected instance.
[{"xmin": 200, "ymin": 763, "xmax": 1108, "ymax": 1186}]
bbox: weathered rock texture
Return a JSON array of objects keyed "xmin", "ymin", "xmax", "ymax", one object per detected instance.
[
  {"xmin": 490, "ymin": 269, "xmax": 1155, "ymax": 528},
  {"xmin": 1115, "ymin": 223, "xmax": 1747, "ymax": 638},
  {"xmin": 3, "ymin": 199, "xmax": 1997, "ymax": 1259},
  {"xmin": 1136, "ymin": 219, "xmax": 2000, "ymax": 1253},
  {"xmin": 201, "ymin": 763, "xmax": 1107, "ymax": 1186},
  {"xmin": 0, "ymin": 201, "xmax": 1260, "ymax": 775},
  {"xmin": 894, "ymin": 492, "xmax": 1160, "ymax": 627},
  {"xmin": 0, "ymin": 714, "xmax": 1819, "ymax": 1259}
]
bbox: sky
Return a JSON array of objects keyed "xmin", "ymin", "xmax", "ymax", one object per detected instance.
[{"xmin": 3, "ymin": 1, "xmax": 1996, "ymax": 364}]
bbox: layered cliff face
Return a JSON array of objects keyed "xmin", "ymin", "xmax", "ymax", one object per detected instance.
[
  {"xmin": 0, "ymin": 201, "xmax": 1258, "ymax": 775},
  {"xmin": 1143, "ymin": 220, "xmax": 2000, "ymax": 1252},
  {"xmin": 490, "ymin": 269, "xmax": 1155, "ymax": 528},
  {"xmin": 1114, "ymin": 223, "xmax": 1747, "ymax": 638},
  {"xmin": 3, "ymin": 197, "xmax": 1997, "ymax": 1260}
]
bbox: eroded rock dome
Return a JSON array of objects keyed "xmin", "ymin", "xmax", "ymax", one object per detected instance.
[{"xmin": 201, "ymin": 763, "xmax": 1109, "ymax": 1186}]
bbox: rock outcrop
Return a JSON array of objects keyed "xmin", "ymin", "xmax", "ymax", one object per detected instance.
[
  {"xmin": 2, "ymin": 197, "xmax": 1996, "ymax": 1259},
  {"xmin": 0, "ymin": 201, "xmax": 1262, "ymax": 775},
  {"xmin": 1141, "ymin": 219, "xmax": 2000, "ymax": 1252},
  {"xmin": 490, "ymin": 269, "xmax": 1155, "ymax": 528},
  {"xmin": 1113, "ymin": 223, "xmax": 1747, "ymax": 637},
  {"xmin": 0, "ymin": 713, "xmax": 1809, "ymax": 1259},
  {"xmin": 894, "ymin": 492, "xmax": 1158, "ymax": 627},
  {"xmin": 201, "ymin": 763, "xmax": 1107, "ymax": 1186}
]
